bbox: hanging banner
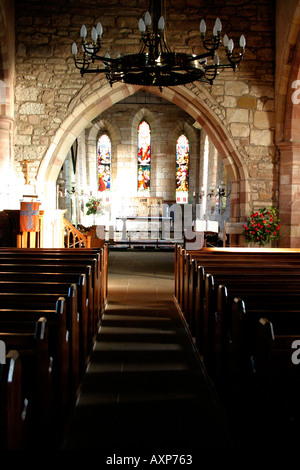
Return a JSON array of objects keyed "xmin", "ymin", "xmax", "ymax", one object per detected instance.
[{"xmin": 20, "ymin": 201, "xmax": 40, "ymax": 232}]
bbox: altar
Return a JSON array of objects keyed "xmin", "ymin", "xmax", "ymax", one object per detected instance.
[{"xmin": 115, "ymin": 215, "xmax": 174, "ymax": 241}]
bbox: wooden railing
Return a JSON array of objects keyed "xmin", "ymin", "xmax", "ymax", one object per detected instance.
[{"xmin": 63, "ymin": 217, "xmax": 91, "ymax": 248}]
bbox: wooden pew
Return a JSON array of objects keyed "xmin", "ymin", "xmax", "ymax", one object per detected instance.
[
  {"xmin": 0, "ymin": 256, "xmax": 100, "ymax": 335},
  {"xmin": 175, "ymin": 248, "xmax": 300, "ymax": 374},
  {"xmin": 203, "ymin": 274, "xmax": 300, "ymax": 378},
  {"xmin": 0, "ymin": 249, "xmax": 106, "ymax": 383},
  {"xmin": 0, "ymin": 317, "xmax": 53, "ymax": 447},
  {"xmin": 0, "ymin": 278, "xmax": 89, "ymax": 377},
  {"xmin": 0, "ymin": 246, "xmax": 109, "ymax": 448},
  {"xmin": 0, "ymin": 271, "xmax": 90, "ymax": 364},
  {"xmin": 0, "ymin": 245, "xmax": 108, "ymax": 319},
  {"xmin": 174, "ymin": 245, "xmax": 300, "ymax": 314},
  {"xmin": 212, "ymin": 290, "xmax": 300, "ymax": 390},
  {"xmin": 0, "ymin": 289, "xmax": 80, "ymax": 404},
  {"xmin": 0, "ymin": 350, "xmax": 28, "ymax": 450},
  {"xmin": 173, "ymin": 246, "xmax": 300, "ymax": 444},
  {"xmin": 0, "ymin": 297, "xmax": 69, "ymax": 441},
  {"xmin": 0, "ymin": 263, "xmax": 95, "ymax": 350},
  {"xmin": 225, "ymin": 300, "xmax": 300, "ymax": 444},
  {"xmin": 177, "ymin": 248, "xmax": 300, "ymax": 351},
  {"xmin": 255, "ymin": 317, "xmax": 300, "ymax": 393},
  {"xmin": 183, "ymin": 251, "xmax": 300, "ymax": 297},
  {"xmin": 254, "ymin": 317, "xmax": 300, "ymax": 444}
]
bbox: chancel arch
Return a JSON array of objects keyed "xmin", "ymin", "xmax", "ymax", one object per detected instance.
[{"xmin": 37, "ymin": 82, "xmax": 249, "ymax": 229}]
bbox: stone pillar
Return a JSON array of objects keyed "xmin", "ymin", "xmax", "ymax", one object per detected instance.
[
  {"xmin": 0, "ymin": 116, "xmax": 14, "ymax": 209},
  {"xmin": 278, "ymin": 142, "xmax": 300, "ymax": 247}
]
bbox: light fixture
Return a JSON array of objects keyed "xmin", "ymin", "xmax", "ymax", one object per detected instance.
[
  {"xmin": 217, "ymin": 182, "xmax": 226, "ymax": 198},
  {"xmin": 208, "ymin": 185, "xmax": 215, "ymax": 198},
  {"xmin": 71, "ymin": 0, "xmax": 246, "ymax": 89},
  {"xmin": 215, "ymin": 181, "xmax": 230, "ymax": 213},
  {"xmin": 216, "ymin": 181, "xmax": 230, "ymax": 199}
]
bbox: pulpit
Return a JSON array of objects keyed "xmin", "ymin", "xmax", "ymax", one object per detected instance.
[{"xmin": 15, "ymin": 205, "xmax": 67, "ymax": 248}]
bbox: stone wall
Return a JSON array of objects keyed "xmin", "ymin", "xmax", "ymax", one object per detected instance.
[{"xmin": 13, "ymin": 0, "xmax": 276, "ymax": 218}]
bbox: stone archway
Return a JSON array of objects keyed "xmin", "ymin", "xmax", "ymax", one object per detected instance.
[{"xmin": 37, "ymin": 81, "xmax": 248, "ymax": 222}]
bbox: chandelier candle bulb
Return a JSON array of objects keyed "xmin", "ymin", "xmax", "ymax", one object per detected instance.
[
  {"xmin": 215, "ymin": 18, "xmax": 222, "ymax": 32},
  {"xmin": 158, "ymin": 16, "xmax": 165, "ymax": 31},
  {"xmin": 96, "ymin": 22, "xmax": 103, "ymax": 37},
  {"xmin": 72, "ymin": 42, "xmax": 78, "ymax": 55},
  {"xmin": 80, "ymin": 24, "xmax": 87, "ymax": 39},
  {"xmin": 91, "ymin": 27, "xmax": 97, "ymax": 42},
  {"xmin": 240, "ymin": 35, "xmax": 246, "ymax": 49},
  {"xmin": 228, "ymin": 39, "xmax": 234, "ymax": 53},
  {"xmin": 200, "ymin": 19, "xmax": 206, "ymax": 35},
  {"xmin": 213, "ymin": 18, "xmax": 222, "ymax": 36},
  {"xmin": 139, "ymin": 18, "xmax": 146, "ymax": 33},
  {"xmin": 145, "ymin": 11, "xmax": 151, "ymax": 26}
]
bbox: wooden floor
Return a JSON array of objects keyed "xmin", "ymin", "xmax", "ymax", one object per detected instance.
[{"xmin": 63, "ymin": 251, "xmax": 238, "ymax": 457}]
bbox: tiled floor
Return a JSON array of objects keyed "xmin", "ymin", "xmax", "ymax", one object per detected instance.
[{"xmin": 63, "ymin": 251, "xmax": 237, "ymax": 455}]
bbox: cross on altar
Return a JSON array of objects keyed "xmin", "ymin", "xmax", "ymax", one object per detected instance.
[{"xmin": 20, "ymin": 203, "xmax": 39, "ymax": 231}]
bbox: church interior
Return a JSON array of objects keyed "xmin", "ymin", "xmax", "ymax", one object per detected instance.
[{"xmin": 0, "ymin": 0, "xmax": 300, "ymax": 455}]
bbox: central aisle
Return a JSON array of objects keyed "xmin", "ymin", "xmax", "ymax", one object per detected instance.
[{"xmin": 63, "ymin": 251, "xmax": 237, "ymax": 455}]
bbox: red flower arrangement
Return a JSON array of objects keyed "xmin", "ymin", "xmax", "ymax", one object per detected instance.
[{"xmin": 242, "ymin": 207, "xmax": 280, "ymax": 247}]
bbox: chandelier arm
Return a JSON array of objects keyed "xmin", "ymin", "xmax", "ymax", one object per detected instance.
[
  {"xmin": 91, "ymin": 54, "xmax": 118, "ymax": 64},
  {"xmin": 157, "ymin": 35, "xmax": 170, "ymax": 55},
  {"xmin": 139, "ymin": 41, "xmax": 147, "ymax": 54},
  {"xmin": 74, "ymin": 56, "xmax": 92, "ymax": 74},
  {"xmin": 201, "ymin": 35, "xmax": 221, "ymax": 53},
  {"xmin": 159, "ymin": 32, "xmax": 171, "ymax": 53},
  {"xmin": 141, "ymin": 31, "xmax": 155, "ymax": 56},
  {"xmin": 226, "ymin": 52, "xmax": 244, "ymax": 67},
  {"xmin": 192, "ymin": 51, "xmax": 214, "ymax": 61},
  {"xmin": 203, "ymin": 67, "xmax": 218, "ymax": 83},
  {"xmin": 82, "ymin": 42, "xmax": 101, "ymax": 56}
]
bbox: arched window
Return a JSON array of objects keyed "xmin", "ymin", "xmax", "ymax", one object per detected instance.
[
  {"xmin": 97, "ymin": 134, "xmax": 111, "ymax": 193},
  {"xmin": 137, "ymin": 120, "xmax": 151, "ymax": 195},
  {"xmin": 176, "ymin": 134, "xmax": 189, "ymax": 203}
]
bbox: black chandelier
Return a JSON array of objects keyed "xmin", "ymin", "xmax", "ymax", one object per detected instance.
[{"xmin": 71, "ymin": 0, "xmax": 246, "ymax": 89}]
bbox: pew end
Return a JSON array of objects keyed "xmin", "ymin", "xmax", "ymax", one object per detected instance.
[{"xmin": 0, "ymin": 350, "xmax": 29, "ymax": 450}]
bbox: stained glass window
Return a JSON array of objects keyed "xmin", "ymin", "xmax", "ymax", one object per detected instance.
[
  {"xmin": 176, "ymin": 134, "xmax": 189, "ymax": 203},
  {"xmin": 137, "ymin": 121, "xmax": 150, "ymax": 195},
  {"xmin": 97, "ymin": 134, "xmax": 111, "ymax": 192}
]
